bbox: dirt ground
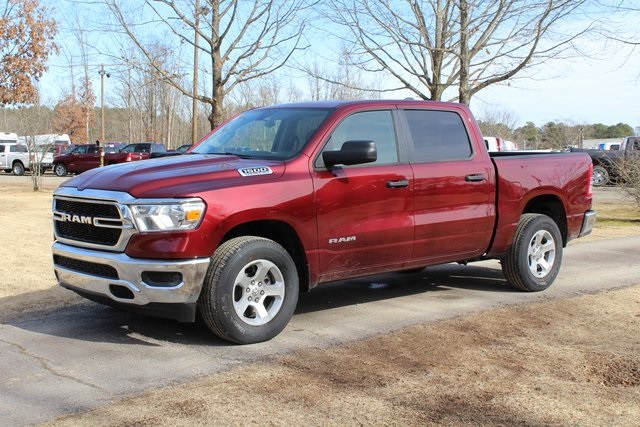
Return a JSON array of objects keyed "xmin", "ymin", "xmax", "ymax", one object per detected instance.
[{"xmin": 1, "ymin": 175, "xmax": 639, "ymax": 426}]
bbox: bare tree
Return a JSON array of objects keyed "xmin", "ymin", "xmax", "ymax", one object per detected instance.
[
  {"xmin": 56, "ymin": 15, "xmax": 96, "ymax": 144},
  {"xmin": 477, "ymin": 105, "xmax": 520, "ymax": 140},
  {"xmin": 52, "ymin": 67, "xmax": 95, "ymax": 144},
  {"xmin": 599, "ymin": 2, "xmax": 640, "ymax": 85},
  {"xmin": 303, "ymin": 48, "xmax": 382, "ymax": 100},
  {"xmin": 617, "ymin": 156, "xmax": 640, "ymax": 209},
  {"xmin": 228, "ymin": 75, "xmax": 282, "ymax": 113},
  {"xmin": 105, "ymin": 0, "xmax": 316, "ymax": 129},
  {"xmin": 119, "ymin": 42, "xmax": 189, "ymax": 145},
  {"xmin": 13, "ymin": 106, "xmax": 52, "ymax": 191},
  {"xmin": 328, "ymin": 0, "xmax": 594, "ymax": 104},
  {"xmin": 75, "ymin": 26, "xmax": 97, "ymax": 144}
]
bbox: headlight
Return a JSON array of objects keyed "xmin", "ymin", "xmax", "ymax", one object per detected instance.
[{"xmin": 129, "ymin": 200, "xmax": 205, "ymax": 232}]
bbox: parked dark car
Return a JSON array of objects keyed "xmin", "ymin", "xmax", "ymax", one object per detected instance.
[
  {"xmin": 149, "ymin": 144, "xmax": 192, "ymax": 159},
  {"xmin": 571, "ymin": 136, "xmax": 640, "ymax": 186},
  {"xmin": 53, "ymin": 142, "xmax": 167, "ymax": 176}
]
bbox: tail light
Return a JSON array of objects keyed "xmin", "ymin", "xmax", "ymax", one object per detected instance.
[
  {"xmin": 497, "ymin": 138, "xmax": 503, "ymax": 152},
  {"xmin": 586, "ymin": 163, "xmax": 593, "ymax": 198}
]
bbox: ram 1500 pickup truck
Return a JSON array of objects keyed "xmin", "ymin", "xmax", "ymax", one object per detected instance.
[
  {"xmin": 52, "ymin": 142, "xmax": 167, "ymax": 176},
  {"xmin": 571, "ymin": 136, "xmax": 639, "ymax": 186},
  {"xmin": 52, "ymin": 100, "xmax": 596, "ymax": 344}
]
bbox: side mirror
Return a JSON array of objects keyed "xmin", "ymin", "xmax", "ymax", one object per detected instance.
[{"xmin": 322, "ymin": 140, "xmax": 377, "ymax": 168}]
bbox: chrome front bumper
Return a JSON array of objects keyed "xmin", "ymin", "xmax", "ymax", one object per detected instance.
[{"xmin": 53, "ymin": 242, "xmax": 210, "ymax": 307}]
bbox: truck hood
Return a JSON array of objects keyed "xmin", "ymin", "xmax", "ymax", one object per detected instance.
[{"xmin": 59, "ymin": 154, "xmax": 287, "ymax": 198}]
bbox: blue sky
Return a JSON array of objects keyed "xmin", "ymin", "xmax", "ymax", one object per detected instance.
[
  {"xmin": 38, "ymin": 1, "xmax": 640, "ymax": 130},
  {"xmin": 472, "ymin": 46, "xmax": 640, "ymax": 129}
]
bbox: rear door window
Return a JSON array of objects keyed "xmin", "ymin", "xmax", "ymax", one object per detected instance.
[
  {"xmin": 403, "ymin": 110, "xmax": 472, "ymax": 163},
  {"xmin": 10, "ymin": 145, "xmax": 28, "ymax": 153}
]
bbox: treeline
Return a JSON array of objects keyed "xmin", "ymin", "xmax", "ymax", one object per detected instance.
[
  {"xmin": 478, "ymin": 120, "xmax": 635, "ymax": 150},
  {"xmin": 1, "ymin": 104, "xmax": 215, "ymax": 149},
  {"xmin": 3, "ymin": 103, "xmax": 635, "ymax": 151}
]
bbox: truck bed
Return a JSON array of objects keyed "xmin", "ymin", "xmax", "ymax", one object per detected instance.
[{"xmin": 488, "ymin": 151, "xmax": 593, "ymax": 255}]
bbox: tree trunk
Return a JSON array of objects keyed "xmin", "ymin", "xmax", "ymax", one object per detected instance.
[
  {"xmin": 458, "ymin": 0, "xmax": 470, "ymax": 105},
  {"xmin": 208, "ymin": 5, "xmax": 223, "ymax": 130}
]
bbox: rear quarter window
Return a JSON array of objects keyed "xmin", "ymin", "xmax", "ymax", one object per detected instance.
[
  {"xmin": 10, "ymin": 144, "xmax": 28, "ymax": 153},
  {"xmin": 404, "ymin": 110, "xmax": 472, "ymax": 163}
]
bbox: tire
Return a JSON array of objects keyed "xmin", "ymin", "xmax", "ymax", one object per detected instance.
[
  {"xmin": 592, "ymin": 165, "xmax": 609, "ymax": 187},
  {"xmin": 53, "ymin": 163, "xmax": 68, "ymax": 177},
  {"xmin": 3, "ymin": 169, "xmax": 11, "ymax": 174},
  {"xmin": 12, "ymin": 162, "xmax": 25, "ymax": 176},
  {"xmin": 198, "ymin": 236, "xmax": 299, "ymax": 344},
  {"xmin": 502, "ymin": 214, "xmax": 563, "ymax": 292}
]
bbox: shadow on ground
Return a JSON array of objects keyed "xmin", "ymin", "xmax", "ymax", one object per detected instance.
[{"xmin": 2, "ymin": 263, "xmax": 511, "ymax": 347}]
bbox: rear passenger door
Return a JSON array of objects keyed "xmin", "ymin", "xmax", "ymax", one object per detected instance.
[
  {"xmin": 76, "ymin": 145, "xmax": 99, "ymax": 172},
  {"xmin": 400, "ymin": 108, "xmax": 496, "ymax": 263},
  {"xmin": 312, "ymin": 109, "xmax": 414, "ymax": 282}
]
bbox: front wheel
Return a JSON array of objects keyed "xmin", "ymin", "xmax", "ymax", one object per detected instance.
[
  {"xmin": 592, "ymin": 165, "xmax": 609, "ymax": 187},
  {"xmin": 12, "ymin": 162, "xmax": 25, "ymax": 176},
  {"xmin": 198, "ymin": 236, "xmax": 299, "ymax": 344},
  {"xmin": 502, "ymin": 214, "xmax": 563, "ymax": 292},
  {"xmin": 53, "ymin": 163, "xmax": 67, "ymax": 177}
]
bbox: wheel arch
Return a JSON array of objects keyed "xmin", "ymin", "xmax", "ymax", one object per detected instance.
[
  {"xmin": 522, "ymin": 195, "xmax": 567, "ymax": 245},
  {"xmin": 11, "ymin": 160, "xmax": 26, "ymax": 175},
  {"xmin": 592, "ymin": 157, "xmax": 617, "ymax": 177},
  {"xmin": 221, "ymin": 220, "xmax": 310, "ymax": 292},
  {"xmin": 12, "ymin": 159, "xmax": 25, "ymax": 169},
  {"xmin": 53, "ymin": 162, "xmax": 68, "ymax": 176}
]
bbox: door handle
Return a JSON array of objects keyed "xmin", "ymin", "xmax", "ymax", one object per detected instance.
[
  {"xmin": 387, "ymin": 179, "xmax": 410, "ymax": 188},
  {"xmin": 465, "ymin": 173, "xmax": 486, "ymax": 182}
]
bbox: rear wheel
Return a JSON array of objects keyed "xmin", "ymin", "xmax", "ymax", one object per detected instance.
[
  {"xmin": 592, "ymin": 165, "xmax": 609, "ymax": 187},
  {"xmin": 53, "ymin": 163, "xmax": 67, "ymax": 177},
  {"xmin": 502, "ymin": 214, "xmax": 563, "ymax": 292},
  {"xmin": 198, "ymin": 236, "xmax": 299, "ymax": 344},
  {"xmin": 12, "ymin": 162, "xmax": 25, "ymax": 176}
]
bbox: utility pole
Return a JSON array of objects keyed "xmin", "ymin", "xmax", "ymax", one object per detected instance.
[
  {"xmin": 98, "ymin": 64, "xmax": 110, "ymax": 141},
  {"xmin": 128, "ymin": 67, "xmax": 132, "ymax": 143}
]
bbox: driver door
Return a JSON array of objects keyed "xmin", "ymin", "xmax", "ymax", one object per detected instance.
[{"xmin": 312, "ymin": 109, "xmax": 414, "ymax": 282}]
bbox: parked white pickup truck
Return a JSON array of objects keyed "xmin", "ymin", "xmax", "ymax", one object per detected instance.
[
  {"xmin": 0, "ymin": 132, "xmax": 30, "ymax": 175},
  {"xmin": 484, "ymin": 136, "xmax": 518, "ymax": 152}
]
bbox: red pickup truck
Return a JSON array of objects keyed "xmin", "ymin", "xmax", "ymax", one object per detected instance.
[
  {"xmin": 52, "ymin": 142, "xmax": 167, "ymax": 176},
  {"xmin": 52, "ymin": 100, "xmax": 595, "ymax": 344}
]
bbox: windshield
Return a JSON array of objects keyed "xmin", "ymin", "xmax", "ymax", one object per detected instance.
[{"xmin": 192, "ymin": 107, "xmax": 333, "ymax": 160}]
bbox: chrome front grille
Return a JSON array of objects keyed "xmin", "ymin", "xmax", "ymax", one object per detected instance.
[
  {"xmin": 55, "ymin": 219, "xmax": 122, "ymax": 246},
  {"xmin": 52, "ymin": 188, "xmax": 137, "ymax": 251},
  {"xmin": 55, "ymin": 198, "xmax": 120, "ymax": 218}
]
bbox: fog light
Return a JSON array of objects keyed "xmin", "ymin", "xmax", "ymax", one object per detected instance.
[
  {"xmin": 141, "ymin": 271, "xmax": 183, "ymax": 287},
  {"xmin": 109, "ymin": 285, "xmax": 134, "ymax": 300}
]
